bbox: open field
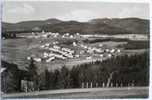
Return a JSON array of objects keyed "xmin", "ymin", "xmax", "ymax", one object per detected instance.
[
  {"xmin": 2, "ymin": 87, "xmax": 148, "ymax": 99},
  {"xmin": 2, "ymin": 33, "xmax": 149, "ymax": 72}
]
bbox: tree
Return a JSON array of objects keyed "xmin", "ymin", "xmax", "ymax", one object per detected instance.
[{"xmin": 26, "ymin": 58, "xmax": 39, "ymax": 90}]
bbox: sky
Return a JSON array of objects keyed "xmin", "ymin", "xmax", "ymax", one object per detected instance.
[{"xmin": 2, "ymin": 1, "xmax": 149, "ymax": 23}]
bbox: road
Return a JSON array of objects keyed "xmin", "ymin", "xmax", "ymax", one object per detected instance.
[{"xmin": 2, "ymin": 87, "xmax": 149, "ymax": 99}]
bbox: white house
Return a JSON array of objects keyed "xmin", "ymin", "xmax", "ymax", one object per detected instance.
[
  {"xmin": 108, "ymin": 54, "xmax": 112, "ymax": 58},
  {"xmin": 53, "ymin": 54, "xmax": 66, "ymax": 59},
  {"xmin": 117, "ymin": 49, "xmax": 121, "ymax": 53},
  {"xmin": 106, "ymin": 49, "xmax": 110, "ymax": 52},
  {"xmin": 62, "ymin": 48, "xmax": 74, "ymax": 54},
  {"xmin": 110, "ymin": 49, "xmax": 115, "ymax": 53},
  {"xmin": 46, "ymin": 57, "xmax": 55, "ymax": 62},
  {"xmin": 75, "ymin": 54, "xmax": 80, "ymax": 58},
  {"xmin": 27, "ymin": 56, "xmax": 31, "ymax": 60},
  {"xmin": 48, "ymin": 53, "xmax": 54, "ymax": 57},
  {"xmin": 76, "ymin": 33, "xmax": 80, "ymax": 35},
  {"xmin": 66, "ymin": 33, "xmax": 70, "ymax": 36},
  {"xmin": 53, "ymin": 45, "xmax": 61, "ymax": 50},
  {"xmin": 43, "ymin": 52, "xmax": 49, "ymax": 58},
  {"xmin": 40, "ymin": 45, "xmax": 45, "ymax": 48},
  {"xmin": 99, "ymin": 44, "xmax": 103, "ymax": 47},
  {"xmin": 33, "ymin": 58, "xmax": 41, "ymax": 62},
  {"xmin": 62, "ymin": 52, "xmax": 73, "ymax": 58},
  {"xmin": 70, "ymin": 35, "xmax": 74, "ymax": 38},
  {"xmin": 45, "ymin": 43, "xmax": 50, "ymax": 47},
  {"xmin": 73, "ymin": 42, "xmax": 77, "ymax": 46},
  {"xmin": 100, "ymin": 54, "xmax": 103, "ymax": 57}
]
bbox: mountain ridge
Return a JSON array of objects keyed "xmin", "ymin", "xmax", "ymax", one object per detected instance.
[{"xmin": 2, "ymin": 17, "xmax": 149, "ymax": 35}]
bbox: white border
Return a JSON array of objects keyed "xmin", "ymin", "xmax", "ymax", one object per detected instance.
[
  {"xmin": 0, "ymin": 0, "xmax": 151, "ymax": 100},
  {"xmin": 2, "ymin": 0, "xmax": 150, "ymax": 3}
]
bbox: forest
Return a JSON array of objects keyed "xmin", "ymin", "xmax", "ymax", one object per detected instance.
[
  {"xmin": 42, "ymin": 52, "xmax": 149, "ymax": 90},
  {"xmin": 1, "ymin": 51, "xmax": 149, "ymax": 93}
]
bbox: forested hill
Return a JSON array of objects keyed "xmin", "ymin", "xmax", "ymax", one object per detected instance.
[{"xmin": 2, "ymin": 18, "xmax": 149, "ymax": 35}]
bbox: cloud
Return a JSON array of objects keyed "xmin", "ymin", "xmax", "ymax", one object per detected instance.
[
  {"xmin": 58, "ymin": 9, "xmax": 100, "ymax": 22},
  {"xmin": 117, "ymin": 6, "xmax": 147, "ymax": 18},
  {"xmin": 8, "ymin": 3, "xmax": 35, "ymax": 15}
]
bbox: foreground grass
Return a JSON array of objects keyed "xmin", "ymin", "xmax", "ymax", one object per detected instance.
[{"xmin": 2, "ymin": 87, "xmax": 148, "ymax": 99}]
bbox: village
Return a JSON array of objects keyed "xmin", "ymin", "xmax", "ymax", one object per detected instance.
[{"xmin": 25, "ymin": 31, "xmax": 121, "ymax": 65}]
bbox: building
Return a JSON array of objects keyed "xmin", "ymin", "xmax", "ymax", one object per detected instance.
[
  {"xmin": 46, "ymin": 57, "xmax": 55, "ymax": 62},
  {"xmin": 33, "ymin": 58, "xmax": 41, "ymax": 62}
]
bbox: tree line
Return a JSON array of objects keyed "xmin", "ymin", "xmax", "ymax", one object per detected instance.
[
  {"xmin": 1, "ymin": 51, "xmax": 149, "ymax": 93},
  {"xmin": 40, "ymin": 52, "xmax": 149, "ymax": 90}
]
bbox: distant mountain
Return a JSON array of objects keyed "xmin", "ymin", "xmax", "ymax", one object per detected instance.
[
  {"xmin": 2, "ymin": 18, "xmax": 62, "ymax": 32},
  {"xmin": 2, "ymin": 18, "xmax": 149, "ymax": 35},
  {"xmin": 89, "ymin": 18, "xmax": 149, "ymax": 34}
]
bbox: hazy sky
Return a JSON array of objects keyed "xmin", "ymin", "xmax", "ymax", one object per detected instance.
[{"xmin": 2, "ymin": 1, "xmax": 149, "ymax": 23}]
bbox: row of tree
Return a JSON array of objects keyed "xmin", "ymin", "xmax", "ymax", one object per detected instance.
[{"xmin": 39, "ymin": 52, "xmax": 149, "ymax": 90}]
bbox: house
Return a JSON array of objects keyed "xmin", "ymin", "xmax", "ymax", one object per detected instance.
[
  {"xmin": 49, "ymin": 47, "xmax": 59, "ymax": 53},
  {"xmin": 66, "ymin": 33, "xmax": 70, "ymax": 36},
  {"xmin": 106, "ymin": 49, "xmax": 110, "ymax": 52},
  {"xmin": 76, "ymin": 33, "xmax": 80, "ymax": 35},
  {"xmin": 33, "ymin": 58, "xmax": 41, "ymax": 62},
  {"xmin": 62, "ymin": 48, "xmax": 74, "ymax": 54},
  {"xmin": 99, "ymin": 44, "xmax": 103, "ymax": 47},
  {"xmin": 45, "ymin": 43, "xmax": 50, "ymax": 47},
  {"xmin": 53, "ymin": 45, "xmax": 61, "ymax": 50},
  {"xmin": 53, "ymin": 54, "xmax": 66, "ymax": 59},
  {"xmin": 62, "ymin": 52, "xmax": 73, "ymax": 58},
  {"xmin": 27, "ymin": 56, "xmax": 31, "ymax": 60},
  {"xmin": 92, "ymin": 47, "xmax": 102, "ymax": 53},
  {"xmin": 48, "ymin": 53, "xmax": 54, "ymax": 57},
  {"xmin": 46, "ymin": 57, "xmax": 55, "ymax": 62},
  {"xmin": 70, "ymin": 35, "xmax": 74, "ymax": 38},
  {"xmin": 110, "ymin": 49, "xmax": 115, "ymax": 53},
  {"xmin": 42, "ymin": 34, "xmax": 48, "ymax": 38},
  {"xmin": 73, "ymin": 42, "xmax": 77, "ymax": 46},
  {"xmin": 108, "ymin": 54, "xmax": 112, "ymax": 58},
  {"xmin": 75, "ymin": 54, "xmax": 80, "ymax": 58},
  {"xmin": 43, "ymin": 52, "xmax": 49, "ymax": 58},
  {"xmin": 40, "ymin": 45, "xmax": 45, "ymax": 48},
  {"xmin": 100, "ymin": 54, "xmax": 103, "ymax": 57},
  {"xmin": 117, "ymin": 49, "xmax": 121, "ymax": 53}
]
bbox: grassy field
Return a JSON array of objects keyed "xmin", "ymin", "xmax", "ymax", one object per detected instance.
[
  {"xmin": 2, "ymin": 33, "xmax": 148, "ymax": 72},
  {"xmin": 1, "ymin": 33, "xmax": 149, "ymax": 98},
  {"xmin": 2, "ymin": 87, "xmax": 148, "ymax": 99}
]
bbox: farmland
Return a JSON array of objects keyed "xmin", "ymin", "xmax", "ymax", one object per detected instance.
[{"xmin": 2, "ymin": 32, "xmax": 149, "ymax": 72}]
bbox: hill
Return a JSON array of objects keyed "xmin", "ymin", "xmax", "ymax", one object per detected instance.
[
  {"xmin": 2, "ymin": 18, "xmax": 62, "ymax": 32},
  {"xmin": 2, "ymin": 18, "xmax": 149, "ymax": 35}
]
